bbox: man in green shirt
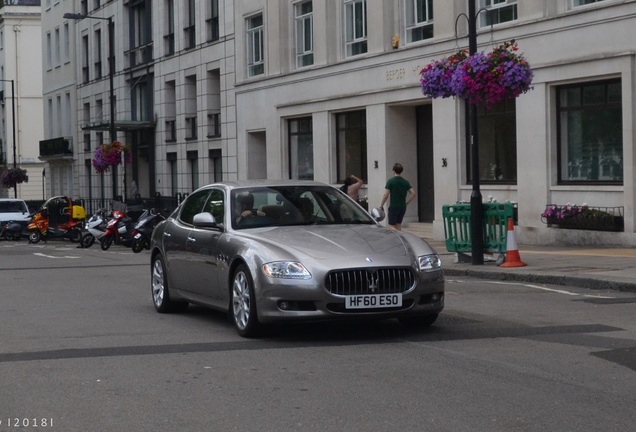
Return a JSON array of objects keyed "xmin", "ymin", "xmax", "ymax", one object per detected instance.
[{"xmin": 379, "ymin": 163, "xmax": 416, "ymax": 231}]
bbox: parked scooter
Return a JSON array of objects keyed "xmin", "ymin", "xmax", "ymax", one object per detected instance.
[
  {"xmin": 27, "ymin": 196, "xmax": 85, "ymax": 244},
  {"xmin": 0, "ymin": 220, "xmax": 24, "ymax": 241},
  {"xmin": 130, "ymin": 208, "xmax": 165, "ymax": 253},
  {"xmin": 79, "ymin": 209, "xmax": 109, "ymax": 248},
  {"xmin": 100, "ymin": 210, "xmax": 135, "ymax": 250}
]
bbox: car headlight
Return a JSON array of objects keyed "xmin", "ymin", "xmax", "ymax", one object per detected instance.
[
  {"xmin": 418, "ymin": 254, "xmax": 442, "ymax": 272},
  {"xmin": 262, "ymin": 262, "xmax": 312, "ymax": 279}
]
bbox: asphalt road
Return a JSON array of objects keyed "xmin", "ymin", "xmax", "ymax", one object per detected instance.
[{"xmin": 1, "ymin": 240, "xmax": 635, "ymax": 432}]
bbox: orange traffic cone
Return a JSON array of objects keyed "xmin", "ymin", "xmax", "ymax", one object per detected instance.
[{"xmin": 499, "ymin": 217, "xmax": 527, "ymax": 267}]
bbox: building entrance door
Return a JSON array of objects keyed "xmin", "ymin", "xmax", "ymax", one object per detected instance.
[{"xmin": 416, "ymin": 105, "xmax": 434, "ymax": 222}]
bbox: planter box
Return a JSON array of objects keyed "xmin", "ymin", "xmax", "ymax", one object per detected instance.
[{"xmin": 542, "ymin": 205, "xmax": 624, "ymax": 232}]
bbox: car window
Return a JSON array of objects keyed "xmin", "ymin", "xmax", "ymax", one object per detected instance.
[
  {"xmin": 231, "ymin": 185, "xmax": 374, "ymax": 229},
  {"xmin": 0, "ymin": 201, "xmax": 27, "ymax": 213},
  {"xmin": 202, "ymin": 189, "xmax": 224, "ymax": 226},
  {"xmin": 179, "ymin": 190, "xmax": 210, "ymax": 225}
]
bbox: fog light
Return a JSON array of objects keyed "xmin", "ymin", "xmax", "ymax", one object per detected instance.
[
  {"xmin": 279, "ymin": 301, "xmax": 290, "ymax": 310},
  {"xmin": 431, "ymin": 293, "xmax": 443, "ymax": 302}
]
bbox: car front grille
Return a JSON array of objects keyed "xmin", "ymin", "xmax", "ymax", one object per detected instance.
[{"xmin": 325, "ymin": 267, "xmax": 415, "ymax": 296}]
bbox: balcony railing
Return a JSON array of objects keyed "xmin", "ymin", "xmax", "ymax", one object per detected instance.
[{"xmin": 39, "ymin": 137, "xmax": 73, "ymax": 157}]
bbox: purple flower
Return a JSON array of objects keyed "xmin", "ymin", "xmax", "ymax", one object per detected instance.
[{"xmin": 1, "ymin": 167, "xmax": 29, "ymax": 188}]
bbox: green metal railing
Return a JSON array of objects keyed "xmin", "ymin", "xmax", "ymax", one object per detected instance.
[{"xmin": 442, "ymin": 203, "xmax": 516, "ymax": 253}]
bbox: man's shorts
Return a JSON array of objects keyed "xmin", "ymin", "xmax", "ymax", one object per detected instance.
[{"xmin": 388, "ymin": 207, "xmax": 406, "ymax": 226}]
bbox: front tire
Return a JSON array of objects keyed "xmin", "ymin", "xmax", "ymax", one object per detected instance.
[
  {"xmin": 231, "ymin": 264, "xmax": 260, "ymax": 338},
  {"xmin": 101, "ymin": 235, "xmax": 113, "ymax": 250},
  {"xmin": 28, "ymin": 230, "xmax": 41, "ymax": 244},
  {"xmin": 80, "ymin": 233, "xmax": 95, "ymax": 248},
  {"xmin": 151, "ymin": 254, "xmax": 189, "ymax": 313}
]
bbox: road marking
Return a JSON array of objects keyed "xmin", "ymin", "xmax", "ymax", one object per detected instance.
[
  {"xmin": 33, "ymin": 252, "xmax": 81, "ymax": 259},
  {"xmin": 447, "ymin": 278, "xmax": 614, "ymax": 299},
  {"xmin": 489, "ymin": 280, "xmax": 615, "ymax": 298}
]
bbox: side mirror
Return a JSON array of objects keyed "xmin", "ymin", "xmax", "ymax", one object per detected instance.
[
  {"xmin": 370, "ymin": 207, "xmax": 385, "ymax": 222},
  {"xmin": 193, "ymin": 212, "xmax": 221, "ymax": 229}
]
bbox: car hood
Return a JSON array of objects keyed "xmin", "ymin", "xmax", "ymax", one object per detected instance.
[
  {"xmin": 241, "ymin": 224, "xmax": 410, "ymax": 260},
  {"xmin": 0, "ymin": 211, "xmax": 30, "ymax": 223}
]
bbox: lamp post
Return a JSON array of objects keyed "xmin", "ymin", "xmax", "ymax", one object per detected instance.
[
  {"xmin": 0, "ymin": 79, "xmax": 18, "ymax": 198},
  {"xmin": 63, "ymin": 12, "xmax": 120, "ymax": 200}
]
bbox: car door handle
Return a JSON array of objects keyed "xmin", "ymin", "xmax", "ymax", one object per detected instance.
[
  {"xmin": 163, "ymin": 232, "xmax": 171, "ymax": 237},
  {"xmin": 187, "ymin": 236, "xmax": 196, "ymax": 242}
]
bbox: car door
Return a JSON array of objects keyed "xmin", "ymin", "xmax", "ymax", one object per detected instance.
[
  {"xmin": 185, "ymin": 188, "xmax": 226, "ymax": 305},
  {"xmin": 163, "ymin": 189, "xmax": 211, "ymax": 294}
]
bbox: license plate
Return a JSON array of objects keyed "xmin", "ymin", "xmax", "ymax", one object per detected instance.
[
  {"xmin": 134, "ymin": 233, "xmax": 142, "ymax": 239},
  {"xmin": 345, "ymin": 294, "xmax": 402, "ymax": 310}
]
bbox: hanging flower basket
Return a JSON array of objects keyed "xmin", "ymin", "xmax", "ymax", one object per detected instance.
[
  {"xmin": 420, "ymin": 40, "xmax": 533, "ymax": 107},
  {"xmin": 92, "ymin": 141, "xmax": 131, "ymax": 174},
  {"xmin": 1, "ymin": 167, "xmax": 29, "ymax": 189},
  {"xmin": 420, "ymin": 50, "xmax": 468, "ymax": 99}
]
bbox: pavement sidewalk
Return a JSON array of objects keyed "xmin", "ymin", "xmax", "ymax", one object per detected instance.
[{"xmin": 404, "ymin": 224, "xmax": 636, "ymax": 293}]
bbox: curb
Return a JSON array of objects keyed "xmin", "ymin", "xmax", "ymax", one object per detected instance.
[{"xmin": 442, "ymin": 268, "xmax": 636, "ymax": 294}]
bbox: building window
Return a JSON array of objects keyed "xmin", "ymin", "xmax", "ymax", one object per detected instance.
[
  {"xmin": 573, "ymin": 0, "xmax": 607, "ymax": 5},
  {"xmin": 405, "ymin": 0, "xmax": 433, "ymax": 43},
  {"xmin": 64, "ymin": 23, "xmax": 70, "ymax": 63},
  {"xmin": 129, "ymin": 0, "xmax": 153, "ymax": 67},
  {"xmin": 344, "ymin": 0, "xmax": 367, "ymax": 57},
  {"xmin": 247, "ymin": 14, "xmax": 264, "ymax": 76},
  {"xmin": 132, "ymin": 78, "xmax": 153, "ymax": 122},
  {"xmin": 557, "ymin": 79, "xmax": 622, "ymax": 183},
  {"xmin": 184, "ymin": 0, "xmax": 196, "ymax": 49},
  {"xmin": 479, "ymin": 0, "xmax": 517, "ymax": 27},
  {"xmin": 82, "ymin": 35, "xmax": 90, "ymax": 83},
  {"xmin": 167, "ymin": 152, "xmax": 178, "ymax": 195},
  {"xmin": 207, "ymin": 0, "xmax": 220, "ymax": 42},
  {"xmin": 207, "ymin": 69, "xmax": 221, "ymax": 138},
  {"xmin": 288, "ymin": 117, "xmax": 313, "ymax": 180},
  {"xmin": 94, "ymin": 29, "xmax": 102, "ymax": 79},
  {"xmin": 187, "ymin": 150, "xmax": 199, "ymax": 191},
  {"xmin": 46, "ymin": 32, "xmax": 52, "ymax": 70},
  {"xmin": 185, "ymin": 75, "xmax": 197, "ymax": 139},
  {"xmin": 209, "ymin": 149, "xmax": 223, "ymax": 182},
  {"xmin": 336, "ymin": 111, "xmax": 367, "ymax": 183},
  {"xmin": 83, "ymin": 133, "xmax": 91, "ymax": 152},
  {"xmin": 164, "ymin": 0, "xmax": 175, "ymax": 56},
  {"xmin": 54, "ymin": 28, "xmax": 61, "ymax": 66},
  {"xmin": 165, "ymin": 80, "xmax": 176, "ymax": 142},
  {"xmin": 295, "ymin": 1, "xmax": 313, "ymax": 68},
  {"xmin": 471, "ymin": 100, "xmax": 517, "ymax": 183}
]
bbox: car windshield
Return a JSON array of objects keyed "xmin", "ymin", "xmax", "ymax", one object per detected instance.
[
  {"xmin": 231, "ymin": 185, "xmax": 374, "ymax": 230},
  {"xmin": 0, "ymin": 201, "xmax": 27, "ymax": 213}
]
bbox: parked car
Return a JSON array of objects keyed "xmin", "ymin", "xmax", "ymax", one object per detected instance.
[
  {"xmin": 150, "ymin": 180, "xmax": 445, "ymax": 337},
  {"xmin": 0, "ymin": 198, "xmax": 31, "ymax": 237}
]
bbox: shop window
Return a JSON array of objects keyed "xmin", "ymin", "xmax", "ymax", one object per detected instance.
[
  {"xmin": 336, "ymin": 111, "xmax": 367, "ymax": 183},
  {"xmin": 288, "ymin": 117, "xmax": 313, "ymax": 180}
]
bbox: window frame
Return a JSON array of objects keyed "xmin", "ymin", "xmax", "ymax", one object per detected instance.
[
  {"xmin": 404, "ymin": 0, "xmax": 434, "ymax": 44},
  {"xmin": 478, "ymin": 0, "xmax": 517, "ymax": 28},
  {"xmin": 343, "ymin": 0, "xmax": 367, "ymax": 58},
  {"xmin": 294, "ymin": 0, "xmax": 314, "ymax": 68},
  {"xmin": 246, "ymin": 14, "xmax": 265, "ymax": 77},
  {"xmin": 288, "ymin": 117, "xmax": 314, "ymax": 180},
  {"xmin": 556, "ymin": 78, "xmax": 623, "ymax": 185}
]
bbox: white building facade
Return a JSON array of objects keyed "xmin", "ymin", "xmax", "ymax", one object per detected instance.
[
  {"xmin": 42, "ymin": 0, "xmax": 236, "ymax": 210},
  {"xmin": 232, "ymin": 0, "xmax": 636, "ymax": 246},
  {"xmin": 1, "ymin": 0, "xmax": 44, "ymax": 200}
]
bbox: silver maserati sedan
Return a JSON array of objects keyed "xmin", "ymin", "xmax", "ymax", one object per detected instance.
[{"xmin": 150, "ymin": 180, "xmax": 444, "ymax": 337}]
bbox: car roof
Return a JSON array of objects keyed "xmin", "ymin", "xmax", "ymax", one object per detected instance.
[{"xmin": 196, "ymin": 180, "xmax": 332, "ymax": 191}]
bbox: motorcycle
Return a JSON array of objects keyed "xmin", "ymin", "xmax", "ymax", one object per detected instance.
[
  {"xmin": 79, "ymin": 209, "xmax": 109, "ymax": 248},
  {"xmin": 0, "ymin": 220, "xmax": 24, "ymax": 241},
  {"xmin": 100, "ymin": 210, "xmax": 135, "ymax": 251},
  {"xmin": 27, "ymin": 196, "xmax": 85, "ymax": 244},
  {"xmin": 130, "ymin": 208, "xmax": 165, "ymax": 253}
]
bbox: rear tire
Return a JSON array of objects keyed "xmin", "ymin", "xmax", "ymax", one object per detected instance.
[
  {"xmin": 151, "ymin": 254, "xmax": 189, "ymax": 313},
  {"xmin": 69, "ymin": 228, "xmax": 82, "ymax": 243},
  {"xmin": 231, "ymin": 264, "xmax": 261, "ymax": 338},
  {"xmin": 132, "ymin": 238, "xmax": 144, "ymax": 253}
]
